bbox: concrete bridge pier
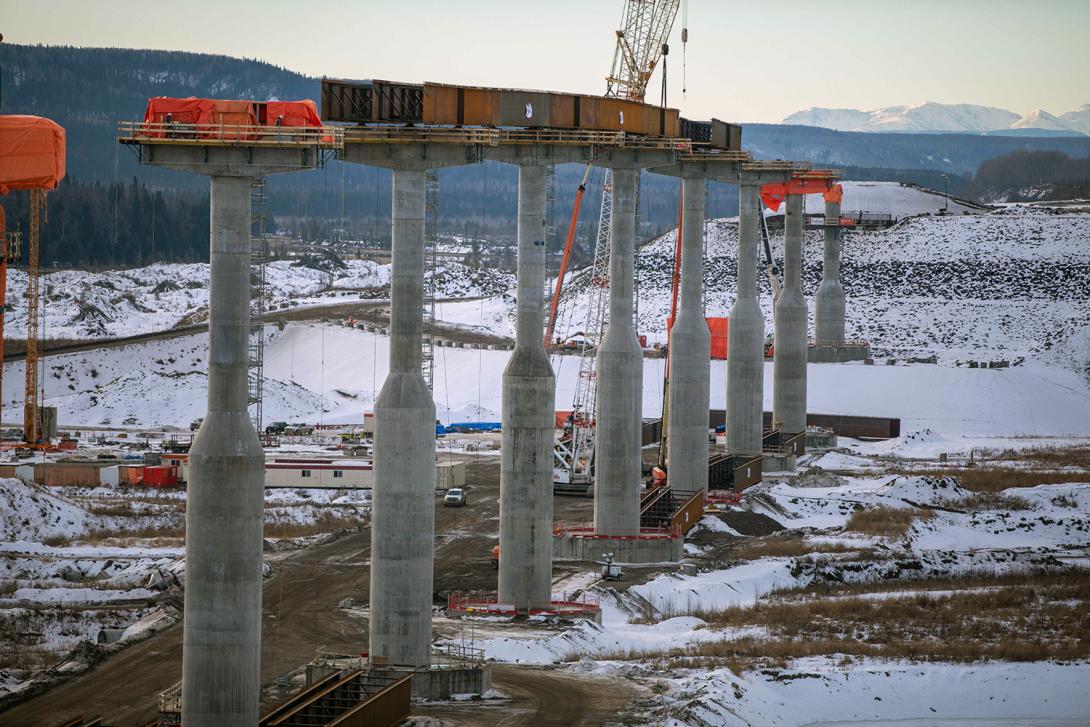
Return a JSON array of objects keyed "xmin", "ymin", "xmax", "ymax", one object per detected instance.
[
  {"xmin": 593, "ymin": 164, "xmax": 643, "ymax": 537},
  {"xmin": 125, "ymin": 142, "xmax": 323, "ymax": 726},
  {"xmin": 666, "ymin": 174, "xmax": 711, "ymax": 493},
  {"xmin": 498, "ymin": 163, "xmax": 555, "ymax": 610},
  {"xmin": 370, "ymin": 164, "xmax": 437, "ymax": 667},
  {"xmin": 727, "ymin": 180, "xmax": 766, "ymax": 458},
  {"xmin": 772, "ymin": 192, "xmax": 807, "ymax": 437},
  {"xmin": 815, "ymin": 197, "xmax": 845, "ymax": 346}
]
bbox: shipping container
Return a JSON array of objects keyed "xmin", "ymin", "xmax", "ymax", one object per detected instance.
[{"xmin": 143, "ymin": 465, "xmax": 179, "ymax": 489}]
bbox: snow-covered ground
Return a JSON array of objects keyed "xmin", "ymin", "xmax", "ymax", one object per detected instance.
[
  {"xmin": 0, "ymin": 476, "xmax": 369, "ymax": 694},
  {"xmin": 2, "ymin": 257, "xmax": 511, "ymax": 341},
  {"xmin": 439, "ymin": 467, "xmax": 1090, "ymax": 725},
  {"xmin": 549, "ymin": 202, "xmax": 1090, "ymax": 376},
  {"xmin": 6, "ymin": 322, "xmax": 1090, "ymax": 454}
]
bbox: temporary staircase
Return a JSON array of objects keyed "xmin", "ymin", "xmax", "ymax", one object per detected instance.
[{"xmin": 259, "ymin": 669, "xmax": 412, "ymax": 727}]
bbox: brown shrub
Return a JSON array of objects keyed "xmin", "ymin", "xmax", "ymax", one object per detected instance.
[
  {"xmin": 844, "ymin": 505, "xmax": 930, "ymax": 537},
  {"xmin": 907, "ymin": 467, "xmax": 1088, "ymax": 493},
  {"xmin": 730, "ymin": 537, "xmax": 875, "ymax": 561}
]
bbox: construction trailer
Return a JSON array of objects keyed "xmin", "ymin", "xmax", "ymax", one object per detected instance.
[{"xmin": 263, "ymin": 458, "xmax": 467, "ymax": 490}]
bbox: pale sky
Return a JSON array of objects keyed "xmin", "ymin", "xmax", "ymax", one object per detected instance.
[{"xmin": 4, "ymin": 0, "xmax": 1089, "ymax": 122}]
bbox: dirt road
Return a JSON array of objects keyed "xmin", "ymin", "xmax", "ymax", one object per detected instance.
[{"xmin": 1, "ymin": 458, "xmax": 613, "ymax": 726}]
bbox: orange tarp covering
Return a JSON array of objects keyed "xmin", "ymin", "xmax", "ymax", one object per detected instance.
[
  {"xmin": 707, "ymin": 317, "xmax": 729, "ymax": 359},
  {"xmin": 0, "ymin": 116, "xmax": 66, "ymax": 194},
  {"xmin": 265, "ymin": 100, "xmax": 322, "ymax": 127},
  {"xmin": 666, "ymin": 316, "xmax": 729, "ymax": 359},
  {"xmin": 143, "ymin": 97, "xmax": 204, "ymax": 125}
]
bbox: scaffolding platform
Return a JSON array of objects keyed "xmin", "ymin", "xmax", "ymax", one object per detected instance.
[{"xmin": 446, "ymin": 591, "xmax": 601, "ymax": 621}]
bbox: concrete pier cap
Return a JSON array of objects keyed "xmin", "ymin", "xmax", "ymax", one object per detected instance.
[{"xmin": 133, "ymin": 145, "xmax": 323, "ymax": 726}]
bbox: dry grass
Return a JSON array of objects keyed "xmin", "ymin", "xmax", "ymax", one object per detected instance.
[
  {"xmin": 613, "ymin": 571, "xmax": 1090, "ymax": 667},
  {"xmin": 844, "ymin": 505, "xmax": 931, "ymax": 537},
  {"xmin": 83, "ymin": 524, "xmax": 186, "ymax": 544},
  {"xmin": 904, "ymin": 467, "xmax": 1089, "ymax": 493},
  {"xmin": 730, "ymin": 537, "xmax": 875, "ymax": 561},
  {"xmin": 263, "ymin": 512, "xmax": 361, "ymax": 539},
  {"xmin": 945, "ymin": 492, "xmax": 1032, "ymax": 512},
  {"xmin": 984, "ymin": 445, "xmax": 1090, "ymax": 469}
]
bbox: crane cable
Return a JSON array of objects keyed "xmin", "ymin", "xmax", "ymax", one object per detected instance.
[{"xmin": 681, "ymin": 0, "xmax": 688, "ymax": 107}]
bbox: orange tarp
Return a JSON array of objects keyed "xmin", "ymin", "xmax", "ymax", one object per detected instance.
[
  {"xmin": 707, "ymin": 317, "xmax": 729, "ymax": 359},
  {"xmin": 265, "ymin": 100, "xmax": 322, "ymax": 127},
  {"xmin": 197, "ymin": 100, "xmax": 258, "ymax": 140},
  {"xmin": 0, "ymin": 116, "xmax": 66, "ymax": 194},
  {"xmin": 666, "ymin": 316, "xmax": 729, "ymax": 359}
]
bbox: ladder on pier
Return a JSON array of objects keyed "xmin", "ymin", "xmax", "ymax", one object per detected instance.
[
  {"xmin": 422, "ymin": 169, "xmax": 439, "ymax": 391},
  {"xmin": 248, "ymin": 177, "xmax": 270, "ymax": 434}
]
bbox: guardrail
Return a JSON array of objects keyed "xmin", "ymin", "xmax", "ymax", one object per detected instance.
[
  {"xmin": 342, "ymin": 125, "xmax": 692, "ymax": 151},
  {"xmin": 553, "ymin": 521, "xmax": 681, "ymax": 539},
  {"xmin": 118, "ymin": 121, "xmax": 344, "ymax": 148}
]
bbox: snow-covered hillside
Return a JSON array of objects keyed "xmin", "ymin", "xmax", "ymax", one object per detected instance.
[
  {"xmin": 550, "ymin": 202, "xmax": 1090, "ymax": 375},
  {"xmin": 783, "ymin": 101, "xmax": 1089, "ymax": 135},
  {"xmin": 2, "ymin": 257, "xmax": 512, "ymax": 341}
]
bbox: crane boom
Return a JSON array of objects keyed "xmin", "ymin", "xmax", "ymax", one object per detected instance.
[
  {"xmin": 606, "ymin": 0, "xmax": 682, "ymax": 101},
  {"xmin": 552, "ymin": 0, "xmax": 682, "ymax": 492}
]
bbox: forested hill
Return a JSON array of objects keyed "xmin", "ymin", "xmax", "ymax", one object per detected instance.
[
  {"xmin": 3, "ymin": 43, "xmax": 1090, "ymax": 267},
  {"xmin": 0, "ymin": 44, "xmax": 318, "ymax": 184}
]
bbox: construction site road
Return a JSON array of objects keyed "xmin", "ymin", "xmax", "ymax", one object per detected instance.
[
  {"xmin": 0, "ymin": 457, "xmax": 627, "ymax": 727},
  {"xmin": 2, "ymin": 296, "xmax": 512, "ymax": 363}
]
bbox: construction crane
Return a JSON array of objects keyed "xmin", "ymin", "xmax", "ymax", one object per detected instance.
[
  {"xmin": 0, "ymin": 115, "xmax": 66, "ymax": 445},
  {"xmin": 551, "ymin": 0, "xmax": 682, "ymax": 492}
]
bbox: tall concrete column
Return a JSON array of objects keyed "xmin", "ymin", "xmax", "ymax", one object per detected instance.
[
  {"xmin": 814, "ymin": 198, "xmax": 845, "ymax": 345},
  {"xmin": 499, "ymin": 165, "xmax": 555, "ymax": 609},
  {"xmin": 594, "ymin": 166, "xmax": 642, "ymax": 536},
  {"xmin": 773, "ymin": 193, "xmax": 807, "ymax": 435},
  {"xmin": 726, "ymin": 182, "xmax": 765, "ymax": 457},
  {"xmin": 666, "ymin": 176, "xmax": 710, "ymax": 493},
  {"xmin": 370, "ymin": 166, "xmax": 436, "ymax": 667},
  {"xmin": 183, "ymin": 175, "xmax": 265, "ymax": 727}
]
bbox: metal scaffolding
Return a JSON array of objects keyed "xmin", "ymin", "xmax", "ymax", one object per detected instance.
[
  {"xmin": 422, "ymin": 169, "xmax": 439, "ymax": 392},
  {"xmin": 248, "ymin": 177, "xmax": 269, "ymax": 433}
]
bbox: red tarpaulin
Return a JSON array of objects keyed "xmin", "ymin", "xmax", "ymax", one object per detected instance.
[
  {"xmin": 0, "ymin": 116, "xmax": 66, "ymax": 194},
  {"xmin": 707, "ymin": 317, "xmax": 729, "ymax": 359},
  {"xmin": 665, "ymin": 316, "xmax": 729, "ymax": 359},
  {"xmin": 265, "ymin": 100, "xmax": 322, "ymax": 127}
]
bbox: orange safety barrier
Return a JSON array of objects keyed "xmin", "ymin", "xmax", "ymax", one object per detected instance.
[{"xmin": 0, "ymin": 116, "xmax": 66, "ymax": 194}]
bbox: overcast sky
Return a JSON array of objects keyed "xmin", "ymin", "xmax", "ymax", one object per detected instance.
[{"xmin": 5, "ymin": 0, "xmax": 1089, "ymax": 122}]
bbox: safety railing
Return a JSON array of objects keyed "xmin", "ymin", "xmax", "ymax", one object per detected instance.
[
  {"xmin": 342, "ymin": 124, "xmax": 692, "ymax": 151},
  {"xmin": 679, "ymin": 149, "xmax": 753, "ymax": 163},
  {"xmin": 446, "ymin": 590, "xmax": 600, "ymax": 617},
  {"xmin": 118, "ymin": 121, "xmax": 344, "ymax": 148},
  {"xmin": 552, "ymin": 520, "xmax": 681, "ymax": 540}
]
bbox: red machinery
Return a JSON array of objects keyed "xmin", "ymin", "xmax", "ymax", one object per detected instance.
[
  {"xmin": 759, "ymin": 174, "xmax": 843, "ymax": 212},
  {"xmin": 0, "ymin": 115, "xmax": 66, "ymax": 444}
]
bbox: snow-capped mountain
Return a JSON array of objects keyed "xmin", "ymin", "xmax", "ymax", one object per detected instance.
[
  {"xmin": 1059, "ymin": 104, "xmax": 1090, "ymax": 135},
  {"xmin": 784, "ymin": 102, "xmax": 1089, "ymax": 136},
  {"xmin": 1012, "ymin": 109, "xmax": 1085, "ymax": 135}
]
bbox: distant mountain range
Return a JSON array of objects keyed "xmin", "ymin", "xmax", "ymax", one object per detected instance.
[{"xmin": 784, "ymin": 102, "xmax": 1090, "ymax": 137}]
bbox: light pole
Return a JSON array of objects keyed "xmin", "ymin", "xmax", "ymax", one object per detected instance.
[{"xmin": 942, "ymin": 174, "xmax": 949, "ymax": 214}]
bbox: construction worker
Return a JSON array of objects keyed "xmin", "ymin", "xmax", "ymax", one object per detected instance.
[
  {"xmin": 491, "ymin": 544, "xmax": 499, "ymax": 570},
  {"xmin": 648, "ymin": 465, "xmax": 667, "ymax": 489}
]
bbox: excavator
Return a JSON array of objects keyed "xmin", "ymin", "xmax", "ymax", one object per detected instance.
[{"xmin": 0, "ymin": 111, "xmax": 67, "ymax": 446}]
